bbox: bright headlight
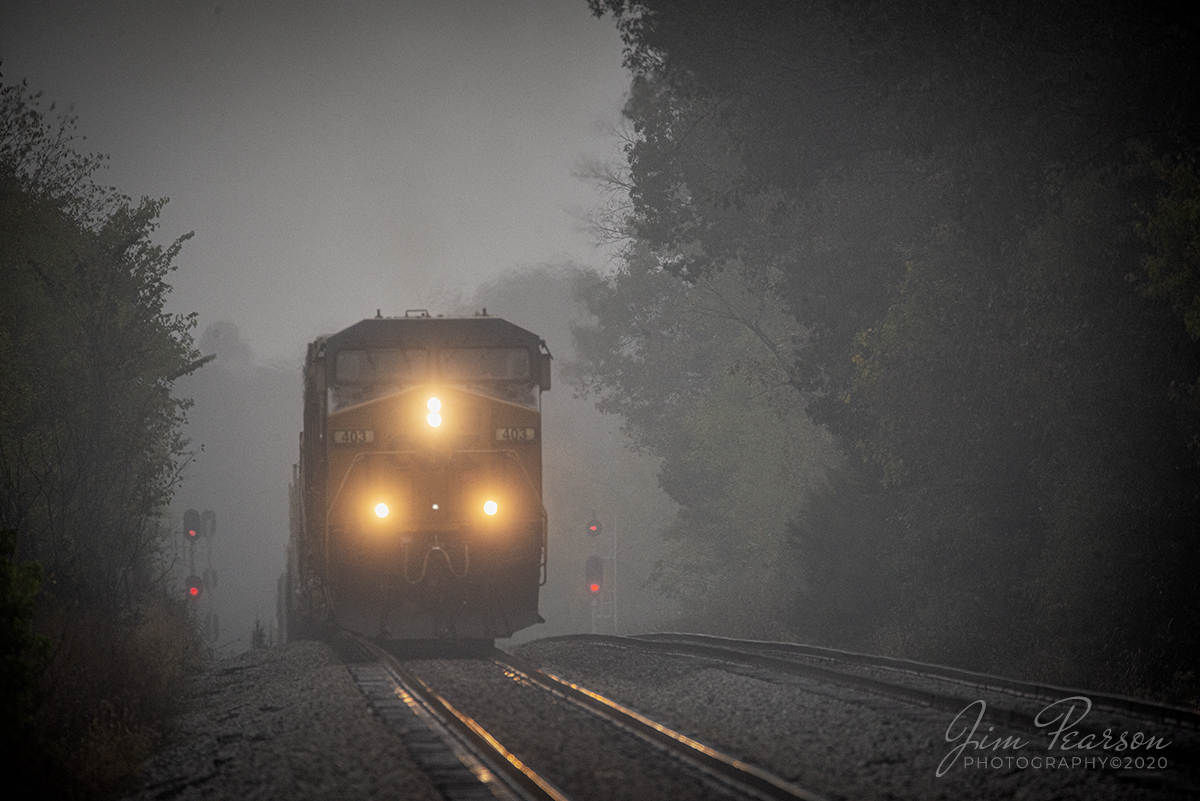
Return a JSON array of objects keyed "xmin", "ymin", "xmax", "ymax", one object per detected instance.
[
  {"xmin": 483, "ymin": 500, "xmax": 498, "ymax": 516},
  {"xmin": 426, "ymin": 397, "xmax": 443, "ymax": 427},
  {"xmin": 374, "ymin": 502, "xmax": 390, "ymax": 518}
]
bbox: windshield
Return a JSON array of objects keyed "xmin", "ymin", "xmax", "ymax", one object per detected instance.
[
  {"xmin": 335, "ymin": 348, "xmax": 428, "ymax": 384},
  {"xmin": 330, "ymin": 346, "xmax": 537, "ymax": 410},
  {"xmin": 439, "ymin": 347, "xmax": 530, "ymax": 381}
]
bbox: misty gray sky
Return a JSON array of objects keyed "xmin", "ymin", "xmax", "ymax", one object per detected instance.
[{"xmin": 0, "ymin": 0, "xmax": 628, "ymax": 362}]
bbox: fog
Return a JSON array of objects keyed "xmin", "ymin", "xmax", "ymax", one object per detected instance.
[
  {"xmin": 172, "ymin": 269, "xmax": 679, "ymax": 650},
  {"xmin": 451, "ymin": 267, "xmax": 681, "ymax": 643},
  {"xmin": 1, "ymin": 1, "xmax": 675, "ymax": 649},
  {"xmin": 0, "ymin": 0, "xmax": 627, "ymax": 360}
]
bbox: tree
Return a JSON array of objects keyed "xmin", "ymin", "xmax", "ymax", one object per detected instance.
[
  {"xmin": 590, "ymin": 0, "xmax": 1200, "ymax": 420},
  {"xmin": 572, "ymin": 244, "xmax": 838, "ymax": 634},
  {"xmin": 0, "ymin": 78, "xmax": 200, "ymax": 609},
  {"xmin": 0, "ymin": 74, "xmax": 206, "ymax": 797},
  {"xmin": 587, "ymin": 1, "xmax": 1200, "ymax": 698},
  {"xmin": 0, "ymin": 528, "xmax": 50, "ymax": 799}
]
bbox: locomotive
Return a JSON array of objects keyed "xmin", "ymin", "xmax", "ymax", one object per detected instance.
[{"xmin": 280, "ymin": 310, "xmax": 551, "ymax": 644}]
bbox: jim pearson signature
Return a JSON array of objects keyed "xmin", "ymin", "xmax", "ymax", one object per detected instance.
[{"xmin": 937, "ymin": 696, "xmax": 1171, "ymax": 777}]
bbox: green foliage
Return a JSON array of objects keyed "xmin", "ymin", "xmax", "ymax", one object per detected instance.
[
  {"xmin": 0, "ymin": 528, "xmax": 51, "ymax": 797},
  {"xmin": 33, "ymin": 600, "xmax": 205, "ymax": 800},
  {"xmin": 591, "ymin": 0, "xmax": 1200, "ymax": 422},
  {"xmin": 455, "ymin": 265, "xmax": 682, "ymax": 635},
  {"xmin": 1141, "ymin": 155, "xmax": 1200, "ymax": 340},
  {"xmin": 784, "ymin": 466, "xmax": 896, "ymax": 650},
  {"xmin": 572, "ymin": 245, "xmax": 838, "ymax": 634},
  {"xmin": 843, "ymin": 161, "xmax": 1200, "ymax": 675},
  {"xmin": 251, "ymin": 617, "xmax": 269, "ymax": 650},
  {"xmin": 588, "ymin": 1, "xmax": 1200, "ymax": 698},
  {"xmin": 1138, "ymin": 153, "xmax": 1200, "ymax": 463},
  {"xmin": 0, "ymin": 76, "xmax": 207, "ymax": 796},
  {"xmin": 0, "ymin": 78, "xmax": 199, "ymax": 610}
]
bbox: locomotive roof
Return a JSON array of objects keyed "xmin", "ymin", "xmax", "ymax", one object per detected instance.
[{"xmin": 322, "ymin": 315, "xmax": 544, "ymax": 351}]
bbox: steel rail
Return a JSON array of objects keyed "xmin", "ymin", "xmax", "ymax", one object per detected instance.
[
  {"xmin": 352, "ymin": 637, "xmax": 570, "ymax": 801},
  {"xmin": 529, "ymin": 633, "xmax": 1010, "ymax": 721},
  {"xmin": 518, "ymin": 631, "xmax": 1200, "ymax": 768},
  {"xmin": 493, "ymin": 649, "xmax": 832, "ymax": 801},
  {"xmin": 631, "ymin": 632, "xmax": 1200, "ymax": 730},
  {"xmin": 523, "ymin": 629, "xmax": 1200, "ymax": 785}
]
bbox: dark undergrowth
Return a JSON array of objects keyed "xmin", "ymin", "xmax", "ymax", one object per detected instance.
[{"xmin": 3, "ymin": 532, "xmax": 206, "ymax": 800}]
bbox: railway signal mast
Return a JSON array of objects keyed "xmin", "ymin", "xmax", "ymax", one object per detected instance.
[
  {"xmin": 585, "ymin": 511, "xmax": 617, "ymax": 634},
  {"xmin": 183, "ymin": 507, "xmax": 219, "ymax": 642},
  {"xmin": 586, "ymin": 556, "xmax": 603, "ymax": 595}
]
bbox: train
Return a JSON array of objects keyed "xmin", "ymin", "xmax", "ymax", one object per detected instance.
[{"xmin": 279, "ymin": 310, "xmax": 551, "ymax": 645}]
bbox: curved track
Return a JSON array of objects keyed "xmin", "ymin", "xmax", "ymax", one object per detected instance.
[
  {"xmin": 491, "ymin": 649, "xmax": 828, "ymax": 801},
  {"xmin": 514, "ymin": 633, "xmax": 1200, "ymax": 798},
  {"xmin": 339, "ymin": 632, "xmax": 1200, "ymax": 799},
  {"xmin": 339, "ymin": 634, "xmax": 830, "ymax": 801},
  {"xmin": 629, "ymin": 632, "xmax": 1200, "ymax": 731}
]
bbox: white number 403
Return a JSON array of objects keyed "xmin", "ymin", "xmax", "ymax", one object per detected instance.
[
  {"xmin": 495, "ymin": 427, "xmax": 536, "ymax": 442},
  {"xmin": 333, "ymin": 429, "xmax": 374, "ymax": 445}
]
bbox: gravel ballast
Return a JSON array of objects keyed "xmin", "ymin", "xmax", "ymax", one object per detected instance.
[
  {"xmin": 514, "ymin": 638, "xmax": 1199, "ymax": 801},
  {"xmin": 121, "ymin": 636, "xmax": 1198, "ymax": 800},
  {"xmin": 403, "ymin": 656, "xmax": 747, "ymax": 801},
  {"xmin": 121, "ymin": 640, "xmax": 441, "ymax": 801}
]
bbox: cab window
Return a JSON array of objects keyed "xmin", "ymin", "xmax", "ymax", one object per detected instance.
[
  {"xmin": 438, "ymin": 348, "xmax": 531, "ymax": 381},
  {"xmin": 334, "ymin": 349, "xmax": 427, "ymax": 384}
]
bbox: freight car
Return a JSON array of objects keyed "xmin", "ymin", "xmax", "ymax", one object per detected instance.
[{"xmin": 280, "ymin": 310, "xmax": 550, "ymax": 644}]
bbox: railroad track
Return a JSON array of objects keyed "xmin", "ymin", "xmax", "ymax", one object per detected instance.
[
  {"xmin": 512, "ymin": 633, "xmax": 1200, "ymax": 798},
  {"xmin": 628, "ymin": 632, "xmax": 1200, "ymax": 731},
  {"xmin": 337, "ymin": 634, "xmax": 830, "ymax": 801}
]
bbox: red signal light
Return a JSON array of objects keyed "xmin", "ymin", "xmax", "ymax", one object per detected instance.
[
  {"xmin": 586, "ymin": 556, "xmax": 603, "ymax": 595},
  {"xmin": 586, "ymin": 517, "xmax": 602, "ymax": 536},
  {"xmin": 185, "ymin": 574, "xmax": 203, "ymax": 599},
  {"xmin": 184, "ymin": 508, "xmax": 201, "ymax": 540}
]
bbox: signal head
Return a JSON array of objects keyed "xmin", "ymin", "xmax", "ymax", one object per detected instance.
[
  {"xmin": 201, "ymin": 509, "xmax": 216, "ymax": 538},
  {"xmin": 183, "ymin": 509, "xmax": 201, "ymax": 540},
  {"xmin": 586, "ymin": 555, "xmax": 603, "ymax": 594}
]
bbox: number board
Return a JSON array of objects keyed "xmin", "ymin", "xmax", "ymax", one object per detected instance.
[
  {"xmin": 495, "ymin": 427, "xmax": 537, "ymax": 442},
  {"xmin": 332, "ymin": 429, "xmax": 374, "ymax": 445}
]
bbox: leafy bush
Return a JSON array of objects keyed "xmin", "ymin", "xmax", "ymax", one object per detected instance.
[
  {"xmin": 0, "ymin": 528, "xmax": 51, "ymax": 799},
  {"xmin": 1, "ymin": 76, "xmax": 208, "ymax": 796},
  {"xmin": 582, "ymin": 1, "xmax": 1200, "ymax": 701}
]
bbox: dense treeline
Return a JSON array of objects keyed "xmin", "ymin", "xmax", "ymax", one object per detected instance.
[
  {"xmin": 1, "ymin": 77, "xmax": 204, "ymax": 798},
  {"xmin": 578, "ymin": 0, "xmax": 1200, "ymax": 701}
]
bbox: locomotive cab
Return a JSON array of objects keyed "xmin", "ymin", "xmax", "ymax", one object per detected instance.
[{"xmin": 284, "ymin": 313, "xmax": 550, "ymax": 643}]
